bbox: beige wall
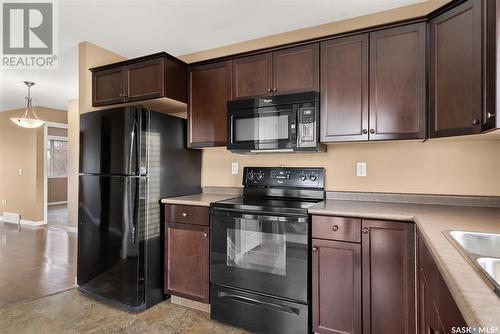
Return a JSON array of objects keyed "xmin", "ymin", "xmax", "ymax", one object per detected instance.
[
  {"xmin": 67, "ymin": 99, "xmax": 79, "ymax": 229},
  {"xmin": 0, "ymin": 107, "xmax": 67, "ymax": 221},
  {"xmin": 48, "ymin": 178, "xmax": 68, "ymax": 203},
  {"xmin": 202, "ymin": 139, "xmax": 500, "ymax": 196}
]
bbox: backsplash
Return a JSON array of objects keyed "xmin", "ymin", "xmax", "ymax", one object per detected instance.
[{"xmin": 201, "ymin": 139, "xmax": 500, "ymax": 196}]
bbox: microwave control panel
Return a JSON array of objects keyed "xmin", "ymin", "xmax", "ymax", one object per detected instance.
[{"xmin": 297, "ymin": 105, "xmax": 317, "ymax": 148}]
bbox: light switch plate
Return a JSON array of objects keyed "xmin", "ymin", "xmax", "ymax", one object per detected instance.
[
  {"xmin": 357, "ymin": 162, "xmax": 367, "ymax": 177},
  {"xmin": 231, "ymin": 162, "xmax": 239, "ymax": 175}
]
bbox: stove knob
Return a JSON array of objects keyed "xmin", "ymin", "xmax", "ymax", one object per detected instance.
[
  {"xmin": 247, "ymin": 170, "xmax": 255, "ymax": 180},
  {"xmin": 309, "ymin": 175, "xmax": 317, "ymax": 181},
  {"xmin": 299, "ymin": 175, "xmax": 307, "ymax": 181},
  {"xmin": 256, "ymin": 171, "xmax": 264, "ymax": 181}
]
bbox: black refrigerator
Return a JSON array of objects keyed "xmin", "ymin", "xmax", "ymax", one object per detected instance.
[{"xmin": 77, "ymin": 106, "xmax": 201, "ymax": 312}]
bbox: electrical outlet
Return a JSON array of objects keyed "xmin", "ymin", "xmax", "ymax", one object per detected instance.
[
  {"xmin": 357, "ymin": 162, "xmax": 367, "ymax": 177},
  {"xmin": 231, "ymin": 162, "xmax": 239, "ymax": 175}
]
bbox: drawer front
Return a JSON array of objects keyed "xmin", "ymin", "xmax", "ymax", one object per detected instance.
[
  {"xmin": 312, "ymin": 216, "xmax": 361, "ymax": 243},
  {"xmin": 165, "ymin": 204, "xmax": 209, "ymax": 226}
]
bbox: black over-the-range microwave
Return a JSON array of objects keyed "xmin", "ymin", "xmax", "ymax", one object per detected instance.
[{"xmin": 226, "ymin": 91, "xmax": 325, "ymax": 153}]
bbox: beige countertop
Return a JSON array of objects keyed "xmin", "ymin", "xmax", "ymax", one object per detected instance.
[
  {"xmin": 310, "ymin": 200, "xmax": 500, "ymax": 328},
  {"xmin": 160, "ymin": 193, "xmax": 238, "ymax": 207}
]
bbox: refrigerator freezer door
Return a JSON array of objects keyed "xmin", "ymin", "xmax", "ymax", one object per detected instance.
[
  {"xmin": 77, "ymin": 175, "xmax": 146, "ymax": 308},
  {"xmin": 79, "ymin": 106, "xmax": 145, "ymax": 175}
]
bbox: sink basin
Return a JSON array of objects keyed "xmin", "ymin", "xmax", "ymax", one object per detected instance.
[
  {"xmin": 448, "ymin": 230, "xmax": 500, "ymax": 258},
  {"xmin": 446, "ymin": 230, "xmax": 500, "ymax": 297}
]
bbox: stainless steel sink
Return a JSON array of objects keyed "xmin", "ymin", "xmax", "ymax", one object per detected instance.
[{"xmin": 446, "ymin": 230, "xmax": 500, "ymax": 297}]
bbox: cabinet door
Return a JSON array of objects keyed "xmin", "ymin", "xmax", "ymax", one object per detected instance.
[
  {"xmin": 272, "ymin": 43, "xmax": 319, "ymax": 95},
  {"xmin": 362, "ymin": 220, "xmax": 416, "ymax": 334},
  {"xmin": 419, "ymin": 270, "xmax": 440, "ymax": 334},
  {"xmin": 166, "ymin": 222, "xmax": 209, "ymax": 303},
  {"xmin": 312, "ymin": 239, "xmax": 361, "ymax": 334},
  {"xmin": 124, "ymin": 58, "xmax": 165, "ymax": 102},
  {"xmin": 320, "ymin": 34, "xmax": 369, "ymax": 142},
  {"xmin": 92, "ymin": 67, "xmax": 125, "ymax": 107},
  {"xmin": 429, "ymin": 0, "xmax": 482, "ymax": 137},
  {"xmin": 232, "ymin": 53, "xmax": 272, "ymax": 99},
  {"xmin": 369, "ymin": 23, "xmax": 426, "ymax": 140},
  {"xmin": 188, "ymin": 61, "xmax": 232, "ymax": 147}
]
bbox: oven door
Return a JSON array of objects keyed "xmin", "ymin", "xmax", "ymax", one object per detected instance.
[
  {"xmin": 210, "ymin": 208, "xmax": 309, "ymax": 303},
  {"xmin": 227, "ymin": 105, "xmax": 297, "ymax": 152}
]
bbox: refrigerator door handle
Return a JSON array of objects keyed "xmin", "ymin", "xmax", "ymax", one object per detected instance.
[
  {"xmin": 127, "ymin": 178, "xmax": 138, "ymax": 245},
  {"xmin": 128, "ymin": 121, "xmax": 137, "ymax": 175}
]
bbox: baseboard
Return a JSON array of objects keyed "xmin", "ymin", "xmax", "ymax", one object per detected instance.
[
  {"xmin": 66, "ymin": 226, "xmax": 78, "ymax": 233},
  {"xmin": 0, "ymin": 216, "xmax": 46, "ymax": 227},
  {"xmin": 48, "ymin": 201, "xmax": 67, "ymax": 206}
]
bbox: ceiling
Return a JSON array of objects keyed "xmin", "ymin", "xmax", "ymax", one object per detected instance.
[{"xmin": 0, "ymin": 0, "xmax": 425, "ymax": 112}]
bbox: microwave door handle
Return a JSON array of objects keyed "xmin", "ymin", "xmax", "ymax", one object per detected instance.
[{"xmin": 217, "ymin": 291, "xmax": 300, "ymax": 316}]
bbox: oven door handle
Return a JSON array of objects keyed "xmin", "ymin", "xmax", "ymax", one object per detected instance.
[
  {"xmin": 211, "ymin": 208, "xmax": 308, "ymax": 222},
  {"xmin": 217, "ymin": 291, "xmax": 300, "ymax": 316}
]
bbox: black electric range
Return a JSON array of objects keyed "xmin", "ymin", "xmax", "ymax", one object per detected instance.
[{"xmin": 210, "ymin": 166, "xmax": 325, "ymax": 334}]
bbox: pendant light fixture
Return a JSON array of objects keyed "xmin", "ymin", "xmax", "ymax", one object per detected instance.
[{"xmin": 10, "ymin": 81, "xmax": 45, "ymax": 129}]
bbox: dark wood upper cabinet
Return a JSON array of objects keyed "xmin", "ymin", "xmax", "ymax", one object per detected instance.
[
  {"xmin": 369, "ymin": 22, "xmax": 426, "ymax": 140},
  {"xmin": 91, "ymin": 53, "xmax": 187, "ymax": 107},
  {"xmin": 429, "ymin": 0, "xmax": 483, "ymax": 137},
  {"xmin": 166, "ymin": 222, "xmax": 209, "ymax": 303},
  {"xmin": 92, "ymin": 67, "xmax": 125, "ymax": 106},
  {"xmin": 232, "ymin": 53, "xmax": 272, "ymax": 99},
  {"xmin": 312, "ymin": 238, "xmax": 362, "ymax": 334},
  {"xmin": 362, "ymin": 219, "xmax": 416, "ymax": 334},
  {"xmin": 125, "ymin": 58, "xmax": 164, "ymax": 102},
  {"xmin": 320, "ymin": 34, "xmax": 369, "ymax": 142},
  {"xmin": 188, "ymin": 60, "xmax": 232, "ymax": 147},
  {"xmin": 273, "ymin": 43, "xmax": 319, "ymax": 95}
]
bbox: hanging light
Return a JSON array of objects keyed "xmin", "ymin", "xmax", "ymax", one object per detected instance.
[{"xmin": 10, "ymin": 81, "xmax": 45, "ymax": 129}]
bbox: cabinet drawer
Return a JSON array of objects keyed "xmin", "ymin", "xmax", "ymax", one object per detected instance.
[
  {"xmin": 165, "ymin": 204, "xmax": 209, "ymax": 226},
  {"xmin": 312, "ymin": 216, "xmax": 361, "ymax": 243}
]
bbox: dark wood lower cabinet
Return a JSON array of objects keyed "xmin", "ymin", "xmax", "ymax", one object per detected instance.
[
  {"xmin": 312, "ymin": 238, "xmax": 361, "ymax": 334},
  {"xmin": 362, "ymin": 219, "xmax": 416, "ymax": 334},
  {"xmin": 165, "ymin": 222, "xmax": 209, "ymax": 303},
  {"xmin": 417, "ymin": 232, "xmax": 467, "ymax": 334}
]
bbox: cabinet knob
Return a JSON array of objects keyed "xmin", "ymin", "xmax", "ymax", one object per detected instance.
[
  {"xmin": 267, "ymin": 88, "xmax": 272, "ymax": 93},
  {"xmin": 362, "ymin": 227, "xmax": 369, "ymax": 234},
  {"xmin": 472, "ymin": 119, "xmax": 480, "ymax": 125},
  {"xmin": 369, "ymin": 129, "xmax": 375, "ymax": 134},
  {"xmin": 273, "ymin": 88, "xmax": 278, "ymax": 92},
  {"xmin": 362, "ymin": 129, "xmax": 368, "ymax": 134},
  {"xmin": 312, "ymin": 246, "xmax": 318, "ymax": 252},
  {"xmin": 331, "ymin": 225, "xmax": 339, "ymax": 232},
  {"xmin": 203, "ymin": 233, "xmax": 208, "ymax": 238},
  {"xmin": 487, "ymin": 112, "xmax": 496, "ymax": 119},
  {"xmin": 181, "ymin": 212, "xmax": 188, "ymax": 217}
]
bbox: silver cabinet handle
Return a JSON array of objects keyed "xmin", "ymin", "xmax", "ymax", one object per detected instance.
[
  {"xmin": 203, "ymin": 233, "xmax": 208, "ymax": 238},
  {"xmin": 182, "ymin": 212, "xmax": 188, "ymax": 217},
  {"xmin": 487, "ymin": 112, "xmax": 496, "ymax": 119},
  {"xmin": 369, "ymin": 129, "xmax": 375, "ymax": 134},
  {"xmin": 332, "ymin": 225, "xmax": 339, "ymax": 232},
  {"xmin": 472, "ymin": 119, "xmax": 480, "ymax": 125},
  {"xmin": 312, "ymin": 246, "xmax": 318, "ymax": 252},
  {"xmin": 362, "ymin": 129, "xmax": 368, "ymax": 134},
  {"xmin": 363, "ymin": 227, "xmax": 369, "ymax": 234}
]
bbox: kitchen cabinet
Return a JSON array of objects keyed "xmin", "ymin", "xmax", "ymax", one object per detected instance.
[
  {"xmin": 320, "ymin": 34, "xmax": 369, "ymax": 142},
  {"xmin": 164, "ymin": 204, "xmax": 210, "ymax": 303},
  {"xmin": 91, "ymin": 53, "xmax": 187, "ymax": 107},
  {"xmin": 417, "ymin": 232, "xmax": 467, "ymax": 334},
  {"xmin": 321, "ymin": 22, "xmax": 426, "ymax": 143},
  {"xmin": 369, "ymin": 22, "xmax": 426, "ymax": 140},
  {"xmin": 188, "ymin": 60, "xmax": 232, "ymax": 147},
  {"xmin": 312, "ymin": 217, "xmax": 362, "ymax": 334},
  {"xmin": 429, "ymin": 0, "xmax": 483, "ymax": 137},
  {"xmin": 232, "ymin": 43, "xmax": 319, "ymax": 99},
  {"xmin": 362, "ymin": 219, "xmax": 416, "ymax": 334}
]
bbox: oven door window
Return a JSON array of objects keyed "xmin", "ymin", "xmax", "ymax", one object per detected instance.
[
  {"xmin": 228, "ymin": 107, "xmax": 296, "ymax": 150},
  {"xmin": 227, "ymin": 227, "xmax": 286, "ymax": 276},
  {"xmin": 210, "ymin": 210, "xmax": 308, "ymax": 303}
]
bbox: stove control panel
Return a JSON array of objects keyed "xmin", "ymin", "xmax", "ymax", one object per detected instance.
[{"xmin": 243, "ymin": 167, "xmax": 325, "ymax": 189}]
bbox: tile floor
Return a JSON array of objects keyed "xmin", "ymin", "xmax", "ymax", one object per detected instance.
[{"xmin": 0, "ymin": 289, "xmax": 248, "ymax": 334}]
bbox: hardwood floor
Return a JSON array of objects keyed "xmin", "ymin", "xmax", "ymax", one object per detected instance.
[
  {"xmin": 0, "ymin": 222, "xmax": 77, "ymax": 308},
  {"xmin": 47, "ymin": 204, "xmax": 68, "ymax": 229}
]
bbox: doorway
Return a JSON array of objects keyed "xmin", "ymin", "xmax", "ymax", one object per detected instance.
[{"xmin": 44, "ymin": 122, "xmax": 69, "ymax": 229}]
